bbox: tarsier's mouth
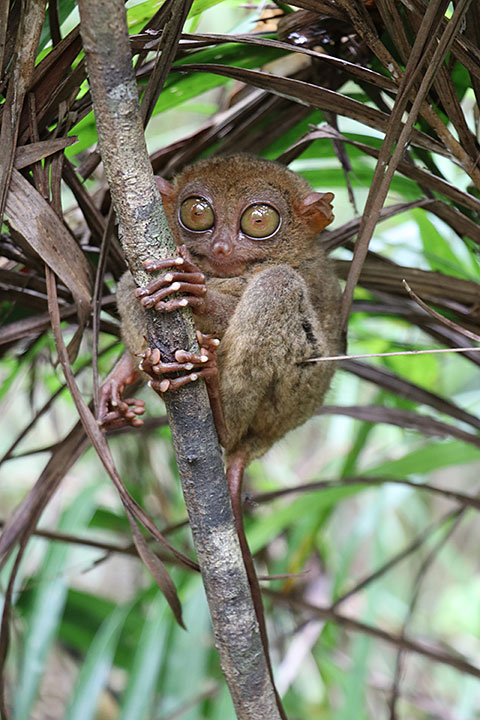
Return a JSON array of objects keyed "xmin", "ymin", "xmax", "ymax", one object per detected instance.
[
  {"xmin": 209, "ymin": 261, "xmax": 245, "ymax": 277},
  {"xmin": 191, "ymin": 252, "xmax": 246, "ymax": 278}
]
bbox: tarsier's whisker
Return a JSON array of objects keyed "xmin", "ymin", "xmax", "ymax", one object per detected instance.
[{"xmin": 306, "ymin": 346, "xmax": 480, "ymax": 362}]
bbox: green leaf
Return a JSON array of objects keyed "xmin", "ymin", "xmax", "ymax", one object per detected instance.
[
  {"xmin": 65, "ymin": 604, "xmax": 131, "ymax": 720},
  {"xmin": 150, "ymin": 44, "xmax": 286, "ymax": 116},
  {"xmin": 364, "ymin": 440, "xmax": 480, "ymax": 477},
  {"xmin": 157, "ymin": 577, "xmax": 211, "ymax": 720},
  {"xmin": 248, "ymin": 484, "xmax": 366, "ymax": 554},
  {"xmin": 261, "ymin": 111, "xmax": 324, "ymax": 159},
  {"xmin": 89, "ymin": 507, "xmax": 130, "ymax": 533},
  {"xmin": 384, "ymin": 350, "xmax": 438, "ymax": 391},
  {"xmin": 59, "ymin": 588, "xmax": 154, "ymax": 671},
  {"xmin": 119, "ymin": 595, "xmax": 169, "ymax": 720},
  {"xmin": 333, "ymin": 635, "xmax": 371, "ymax": 720},
  {"xmin": 0, "ymin": 335, "xmax": 51, "ymax": 402},
  {"xmin": 126, "ymin": 0, "xmax": 163, "ymax": 32},
  {"xmin": 13, "ymin": 487, "xmax": 97, "ymax": 720},
  {"xmin": 66, "ymin": 112, "xmax": 98, "ymax": 157},
  {"xmin": 415, "ymin": 209, "xmax": 472, "ymax": 279},
  {"xmin": 189, "ymin": 0, "xmax": 229, "ymax": 17},
  {"xmin": 301, "ymin": 167, "xmax": 420, "ymax": 198},
  {"xmin": 209, "ymin": 685, "xmax": 236, "ymax": 720},
  {"xmin": 38, "ymin": 0, "xmax": 77, "ymax": 52}
]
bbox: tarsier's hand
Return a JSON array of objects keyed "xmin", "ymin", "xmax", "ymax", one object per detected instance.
[
  {"xmin": 135, "ymin": 245, "xmax": 206, "ymax": 312},
  {"xmin": 138, "ymin": 331, "xmax": 219, "ymax": 393}
]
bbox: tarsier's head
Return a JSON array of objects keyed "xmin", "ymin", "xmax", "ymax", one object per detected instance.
[{"xmin": 155, "ymin": 154, "xmax": 334, "ymax": 278}]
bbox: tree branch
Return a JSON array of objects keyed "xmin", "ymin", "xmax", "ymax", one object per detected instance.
[{"xmin": 77, "ymin": 1, "xmax": 282, "ymax": 717}]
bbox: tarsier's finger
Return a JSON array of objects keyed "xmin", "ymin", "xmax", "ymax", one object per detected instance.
[
  {"xmin": 98, "ymin": 380, "xmax": 125, "ymax": 419},
  {"xmin": 139, "ymin": 282, "xmax": 207, "ymax": 308},
  {"xmin": 123, "ymin": 397, "xmax": 146, "ymax": 408},
  {"xmin": 135, "ymin": 271, "xmax": 205, "ymax": 298},
  {"xmin": 138, "ymin": 347, "xmax": 161, "ymax": 365},
  {"xmin": 130, "ymin": 417, "xmax": 144, "ymax": 427},
  {"xmin": 107, "ymin": 380, "xmax": 123, "ymax": 406},
  {"xmin": 139, "ymin": 347, "xmax": 196, "ymax": 375},
  {"xmin": 143, "ymin": 250, "xmax": 202, "ymax": 276},
  {"xmin": 163, "ymin": 271, "xmax": 205, "ymax": 284},
  {"xmin": 195, "ymin": 330, "xmax": 221, "ymax": 351},
  {"xmin": 110, "ymin": 397, "xmax": 145, "ymax": 418},
  {"xmin": 99, "ymin": 409, "xmax": 144, "ymax": 430},
  {"xmin": 97, "ymin": 393, "xmax": 110, "ymax": 420},
  {"xmin": 153, "ymin": 296, "xmax": 205, "ymax": 312},
  {"xmin": 148, "ymin": 359, "xmax": 197, "ymax": 374},
  {"xmin": 143, "ymin": 256, "xmax": 185, "ymax": 273},
  {"xmin": 177, "ymin": 244, "xmax": 199, "ymax": 270},
  {"xmin": 151, "ymin": 366, "xmax": 217, "ymax": 393},
  {"xmin": 138, "ymin": 348, "xmax": 185, "ymax": 376},
  {"xmin": 122, "ymin": 399, "xmax": 146, "ymax": 418},
  {"xmin": 174, "ymin": 349, "xmax": 212, "ymax": 365}
]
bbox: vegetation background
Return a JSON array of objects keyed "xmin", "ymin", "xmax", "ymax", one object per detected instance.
[{"xmin": 0, "ymin": 0, "xmax": 479, "ymax": 718}]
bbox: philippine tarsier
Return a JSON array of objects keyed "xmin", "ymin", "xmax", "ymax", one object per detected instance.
[{"xmin": 98, "ymin": 153, "xmax": 341, "ymax": 670}]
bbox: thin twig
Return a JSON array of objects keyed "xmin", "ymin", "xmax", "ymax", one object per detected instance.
[
  {"xmin": 402, "ymin": 279, "xmax": 480, "ymax": 344},
  {"xmin": 306, "ymin": 346, "xmax": 480, "ymax": 362}
]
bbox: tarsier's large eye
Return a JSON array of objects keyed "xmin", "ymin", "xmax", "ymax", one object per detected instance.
[
  {"xmin": 240, "ymin": 204, "xmax": 280, "ymax": 238},
  {"xmin": 179, "ymin": 197, "xmax": 214, "ymax": 231}
]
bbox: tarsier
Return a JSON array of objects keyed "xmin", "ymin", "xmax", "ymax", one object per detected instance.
[{"xmin": 98, "ymin": 154, "xmax": 341, "ymax": 676}]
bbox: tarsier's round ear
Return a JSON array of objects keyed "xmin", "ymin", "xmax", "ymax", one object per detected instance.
[
  {"xmin": 155, "ymin": 176, "xmax": 176, "ymax": 207},
  {"xmin": 297, "ymin": 191, "xmax": 335, "ymax": 233}
]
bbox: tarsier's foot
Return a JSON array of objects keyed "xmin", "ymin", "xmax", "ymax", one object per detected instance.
[
  {"xmin": 135, "ymin": 245, "xmax": 206, "ymax": 312},
  {"xmin": 97, "ymin": 378, "xmax": 145, "ymax": 431},
  {"xmin": 138, "ymin": 330, "xmax": 220, "ymax": 393}
]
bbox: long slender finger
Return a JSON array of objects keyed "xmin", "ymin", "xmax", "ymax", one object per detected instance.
[
  {"xmin": 112, "ymin": 398, "xmax": 145, "ymax": 418},
  {"xmin": 135, "ymin": 271, "xmax": 205, "ymax": 298},
  {"xmin": 139, "ymin": 347, "xmax": 194, "ymax": 374},
  {"xmin": 143, "ymin": 252, "xmax": 202, "ymax": 275},
  {"xmin": 168, "ymin": 367, "xmax": 217, "ymax": 390},
  {"xmin": 177, "ymin": 245, "xmax": 201, "ymax": 272},
  {"xmin": 163, "ymin": 271, "xmax": 205, "ymax": 284},
  {"xmin": 143, "ymin": 359, "xmax": 197, "ymax": 374},
  {"xmin": 122, "ymin": 399, "xmax": 146, "ymax": 417},
  {"xmin": 139, "ymin": 348, "xmax": 192, "ymax": 375},
  {"xmin": 138, "ymin": 347, "xmax": 161, "ymax": 364},
  {"xmin": 97, "ymin": 387, "xmax": 112, "ymax": 420},
  {"xmin": 153, "ymin": 296, "xmax": 205, "ymax": 312},
  {"xmin": 148, "ymin": 366, "xmax": 217, "ymax": 394},
  {"xmin": 105, "ymin": 380, "xmax": 122, "ymax": 408},
  {"xmin": 143, "ymin": 256, "xmax": 185, "ymax": 272},
  {"xmin": 174, "ymin": 349, "xmax": 212, "ymax": 365},
  {"xmin": 99, "ymin": 409, "xmax": 144, "ymax": 429},
  {"xmin": 196, "ymin": 330, "xmax": 221, "ymax": 351},
  {"xmin": 123, "ymin": 398, "xmax": 146, "ymax": 408},
  {"xmin": 139, "ymin": 282, "xmax": 207, "ymax": 308}
]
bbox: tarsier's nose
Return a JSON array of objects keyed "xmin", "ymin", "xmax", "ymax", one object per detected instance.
[{"xmin": 211, "ymin": 239, "xmax": 233, "ymax": 258}]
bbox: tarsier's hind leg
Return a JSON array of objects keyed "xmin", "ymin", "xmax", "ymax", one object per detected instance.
[{"xmin": 218, "ymin": 264, "xmax": 335, "ymax": 457}]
